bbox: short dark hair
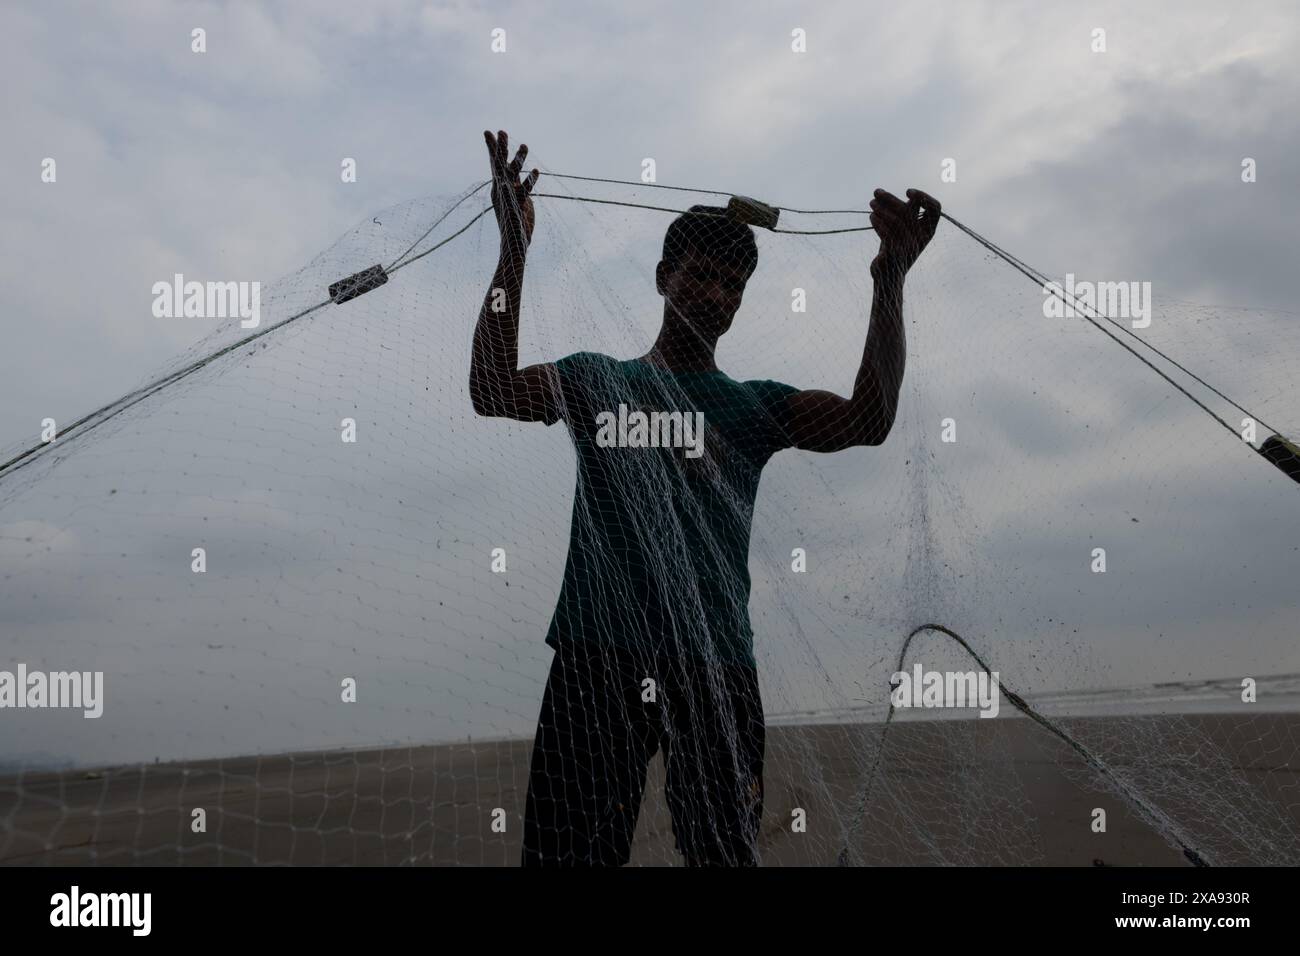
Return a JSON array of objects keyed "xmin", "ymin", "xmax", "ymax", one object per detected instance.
[{"xmin": 662, "ymin": 204, "xmax": 758, "ymax": 275}]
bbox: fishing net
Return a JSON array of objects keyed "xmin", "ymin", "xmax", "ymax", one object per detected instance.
[{"xmin": 0, "ymin": 171, "xmax": 1297, "ymax": 866}]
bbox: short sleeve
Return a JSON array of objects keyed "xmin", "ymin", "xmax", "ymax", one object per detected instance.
[
  {"xmin": 550, "ymin": 352, "xmax": 607, "ymax": 431},
  {"xmin": 552, "ymin": 352, "xmax": 584, "ymax": 378},
  {"xmin": 747, "ymin": 379, "xmax": 800, "ymax": 453}
]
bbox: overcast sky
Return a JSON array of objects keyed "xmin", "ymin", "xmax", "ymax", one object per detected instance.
[{"xmin": 1, "ymin": 1, "xmax": 1298, "ymax": 767}]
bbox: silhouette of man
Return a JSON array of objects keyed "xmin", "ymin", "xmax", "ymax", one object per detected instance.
[{"xmin": 470, "ymin": 130, "xmax": 940, "ymax": 866}]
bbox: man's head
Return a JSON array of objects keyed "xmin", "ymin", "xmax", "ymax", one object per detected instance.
[{"xmin": 655, "ymin": 205, "xmax": 758, "ymax": 339}]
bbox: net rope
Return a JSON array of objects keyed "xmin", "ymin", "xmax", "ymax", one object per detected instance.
[{"xmin": 3, "ymin": 170, "xmax": 1291, "ymax": 484}]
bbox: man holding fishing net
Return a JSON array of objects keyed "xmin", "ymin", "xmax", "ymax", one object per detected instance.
[{"xmin": 470, "ymin": 130, "xmax": 940, "ymax": 866}]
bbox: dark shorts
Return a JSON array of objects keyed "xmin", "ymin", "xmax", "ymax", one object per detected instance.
[{"xmin": 521, "ymin": 639, "xmax": 766, "ymax": 866}]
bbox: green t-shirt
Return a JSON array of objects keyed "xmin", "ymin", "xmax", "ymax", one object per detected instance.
[{"xmin": 544, "ymin": 352, "xmax": 798, "ymax": 666}]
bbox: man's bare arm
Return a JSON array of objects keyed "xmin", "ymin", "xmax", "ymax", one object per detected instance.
[
  {"xmin": 774, "ymin": 188, "xmax": 940, "ymax": 453},
  {"xmin": 468, "ymin": 130, "xmax": 562, "ymax": 424}
]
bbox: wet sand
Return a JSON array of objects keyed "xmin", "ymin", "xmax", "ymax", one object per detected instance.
[{"xmin": 2, "ymin": 712, "xmax": 1296, "ymax": 866}]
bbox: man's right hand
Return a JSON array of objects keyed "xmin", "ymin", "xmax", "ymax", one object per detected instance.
[{"xmin": 485, "ymin": 129, "xmax": 540, "ymax": 250}]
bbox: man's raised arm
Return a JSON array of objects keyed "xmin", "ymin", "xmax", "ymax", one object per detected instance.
[
  {"xmin": 774, "ymin": 188, "xmax": 941, "ymax": 453},
  {"xmin": 469, "ymin": 130, "xmax": 562, "ymax": 424}
]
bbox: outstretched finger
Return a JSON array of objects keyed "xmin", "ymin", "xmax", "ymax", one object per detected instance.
[
  {"xmin": 509, "ymin": 143, "xmax": 529, "ymax": 177},
  {"xmin": 524, "ymin": 168, "xmax": 540, "ymax": 194},
  {"xmin": 496, "ymin": 130, "xmax": 510, "ymax": 170},
  {"xmin": 486, "ymin": 131, "xmax": 510, "ymax": 180}
]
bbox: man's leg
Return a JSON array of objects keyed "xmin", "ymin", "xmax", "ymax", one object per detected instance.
[
  {"xmin": 521, "ymin": 641, "xmax": 658, "ymax": 866},
  {"xmin": 660, "ymin": 657, "xmax": 766, "ymax": 866}
]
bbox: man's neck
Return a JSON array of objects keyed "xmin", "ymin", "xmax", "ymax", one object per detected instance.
[{"xmin": 640, "ymin": 317, "xmax": 720, "ymax": 374}]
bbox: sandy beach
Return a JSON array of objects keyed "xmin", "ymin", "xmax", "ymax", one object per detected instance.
[{"xmin": 2, "ymin": 712, "xmax": 1296, "ymax": 866}]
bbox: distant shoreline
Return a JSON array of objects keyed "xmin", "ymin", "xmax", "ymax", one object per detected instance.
[{"xmin": 3, "ymin": 712, "xmax": 1296, "ymax": 866}]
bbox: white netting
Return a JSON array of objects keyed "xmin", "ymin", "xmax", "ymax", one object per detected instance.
[{"xmin": 0, "ymin": 170, "xmax": 1297, "ymax": 865}]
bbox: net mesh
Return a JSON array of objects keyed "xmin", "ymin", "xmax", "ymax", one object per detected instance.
[{"xmin": 1, "ymin": 171, "xmax": 1297, "ymax": 866}]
